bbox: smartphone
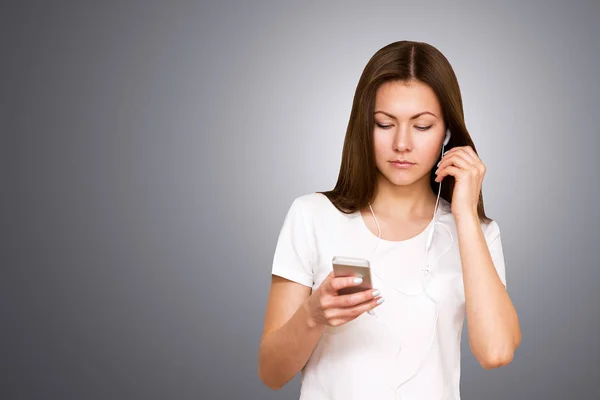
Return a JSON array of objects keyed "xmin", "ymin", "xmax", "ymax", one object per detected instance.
[{"xmin": 332, "ymin": 256, "xmax": 373, "ymax": 295}]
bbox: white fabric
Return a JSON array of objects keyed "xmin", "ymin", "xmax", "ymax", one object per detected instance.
[{"xmin": 271, "ymin": 192, "xmax": 507, "ymax": 400}]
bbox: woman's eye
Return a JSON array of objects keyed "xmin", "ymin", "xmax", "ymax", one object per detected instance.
[{"xmin": 376, "ymin": 123, "xmax": 433, "ymax": 131}]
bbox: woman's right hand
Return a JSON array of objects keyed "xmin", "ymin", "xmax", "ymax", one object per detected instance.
[{"xmin": 305, "ymin": 271, "xmax": 384, "ymax": 328}]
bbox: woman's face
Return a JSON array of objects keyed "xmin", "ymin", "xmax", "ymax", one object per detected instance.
[{"xmin": 372, "ymin": 79, "xmax": 446, "ymax": 187}]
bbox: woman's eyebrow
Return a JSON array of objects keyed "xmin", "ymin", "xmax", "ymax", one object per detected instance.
[{"xmin": 374, "ymin": 110, "xmax": 437, "ymax": 120}]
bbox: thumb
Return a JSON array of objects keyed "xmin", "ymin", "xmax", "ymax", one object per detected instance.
[{"xmin": 323, "ymin": 270, "xmax": 336, "ymax": 293}]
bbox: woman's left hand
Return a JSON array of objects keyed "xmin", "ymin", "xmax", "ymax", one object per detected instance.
[{"xmin": 434, "ymin": 145, "xmax": 485, "ymax": 218}]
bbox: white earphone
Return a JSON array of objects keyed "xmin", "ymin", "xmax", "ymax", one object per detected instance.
[
  {"xmin": 443, "ymin": 127, "xmax": 451, "ymax": 146},
  {"xmin": 424, "ymin": 128, "xmax": 451, "ymax": 251},
  {"xmin": 366, "ymin": 128, "xmax": 455, "ymax": 400}
]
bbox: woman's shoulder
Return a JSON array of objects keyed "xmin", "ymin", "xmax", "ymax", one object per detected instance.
[
  {"xmin": 290, "ymin": 192, "xmax": 339, "ymax": 216},
  {"xmin": 288, "ymin": 192, "xmax": 356, "ymax": 226}
]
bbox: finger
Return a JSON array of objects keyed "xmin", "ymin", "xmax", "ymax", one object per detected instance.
[
  {"xmin": 435, "ymin": 165, "xmax": 462, "ymax": 181},
  {"xmin": 435, "ymin": 153, "xmax": 477, "ymax": 174},
  {"xmin": 333, "ymin": 295, "xmax": 384, "ymax": 320},
  {"xmin": 462, "ymin": 146, "xmax": 486, "ymax": 173},
  {"xmin": 444, "ymin": 146, "xmax": 483, "ymax": 167},
  {"xmin": 462, "ymin": 145, "xmax": 480, "ymax": 161},
  {"xmin": 438, "ymin": 147, "xmax": 461, "ymax": 168},
  {"xmin": 331, "ymin": 287, "xmax": 381, "ymax": 308},
  {"xmin": 441, "ymin": 146, "xmax": 463, "ymax": 157},
  {"xmin": 328, "ymin": 275, "xmax": 365, "ymax": 293},
  {"xmin": 439, "ymin": 151, "xmax": 486, "ymax": 179},
  {"xmin": 456, "ymin": 146, "xmax": 481, "ymax": 167},
  {"xmin": 438, "ymin": 151, "xmax": 477, "ymax": 171},
  {"xmin": 444, "ymin": 144, "xmax": 472, "ymax": 154},
  {"xmin": 443, "ymin": 151, "xmax": 485, "ymax": 177},
  {"xmin": 438, "ymin": 146, "xmax": 479, "ymax": 166}
]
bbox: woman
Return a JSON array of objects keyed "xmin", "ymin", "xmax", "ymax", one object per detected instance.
[{"xmin": 258, "ymin": 40, "xmax": 521, "ymax": 400}]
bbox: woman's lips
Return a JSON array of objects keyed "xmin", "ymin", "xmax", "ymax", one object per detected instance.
[{"xmin": 390, "ymin": 161, "xmax": 415, "ymax": 169}]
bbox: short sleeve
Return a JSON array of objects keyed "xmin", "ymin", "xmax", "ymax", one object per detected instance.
[
  {"xmin": 271, "ymin": 198, "xmax": 315, "ymax": 288},
  {"xmin": 483, "ymin": 220, "xmax": 507, "ymax": 288}
]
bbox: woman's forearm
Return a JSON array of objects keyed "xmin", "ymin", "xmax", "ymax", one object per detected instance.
[
  {"xmin": 258, "ymin": 297, "xmax": 325, "ymax": 390},
  {"xmin": 456, "ymin": 212, "xmax": 521, "ymax": 368}
]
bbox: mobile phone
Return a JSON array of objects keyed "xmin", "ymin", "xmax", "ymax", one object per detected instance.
[{"xmin": 332, "ymin": 256, "xmax": 373, "ymax": 295}]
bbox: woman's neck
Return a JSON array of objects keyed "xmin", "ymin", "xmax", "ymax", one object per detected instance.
[{"xmin": 369, "ymin": 176, "xmax": 438, "ymax": 220}]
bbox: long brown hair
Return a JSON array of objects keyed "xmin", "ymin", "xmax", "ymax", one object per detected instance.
[{"xmin": 318, "ymin": 40, "xmax": 491, "ymax": 224}]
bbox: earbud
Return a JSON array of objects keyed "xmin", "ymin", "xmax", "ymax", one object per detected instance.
[
  {"xmin": 443, "ymin": 128, "xmax": 451, "ymax": 147},
  {"xmin": 427, "ymin": 128, "xmax": 451, "ymax": 252}
]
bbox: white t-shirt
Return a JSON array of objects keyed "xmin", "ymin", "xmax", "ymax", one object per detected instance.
[{"xmin": 271, "ymin": 192, "xmax": 507, "ymax": 400}]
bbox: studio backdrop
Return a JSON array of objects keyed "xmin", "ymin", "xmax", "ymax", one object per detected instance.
[{"xmin": 1, "ymin": 1, "xmax": 599, "ymax": 399}]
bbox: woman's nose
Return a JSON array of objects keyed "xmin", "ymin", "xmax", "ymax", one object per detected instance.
[{"xmin": 393, "ymin": 128, "xmax": 412, "ymax": 151}]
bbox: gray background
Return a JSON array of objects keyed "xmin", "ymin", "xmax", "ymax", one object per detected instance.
[{"xmin": 1, "ymin": 1, "xmax": 599, "ymax": 399}]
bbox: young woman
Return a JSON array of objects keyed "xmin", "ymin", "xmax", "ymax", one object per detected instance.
[{"xmin": 258, "ymin": 40, "xmax": 521, "ymax": 400}]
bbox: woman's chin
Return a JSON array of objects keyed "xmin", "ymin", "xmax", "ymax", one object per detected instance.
[
  {"xmin": 384, "ymin": 174, "xmax": 415, "ymax": 186},
  {"xmin": 381, "ymin": 170, "xmax": 429, "ymax": 187}
]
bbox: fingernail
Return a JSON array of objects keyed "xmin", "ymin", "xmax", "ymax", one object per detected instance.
[
  {"xmin": 353, "ymin": 278, "xmax": 363, "ymax": 284},
  {"xmin": 437, "ymin": 161, "xmax": 441, "ymax": 167},
  {"xmin": 376, "ymin": 297, "xmax": 385, "ymax": 305},
  {"xmin": 435, "ymin": 168, "xmax": 439, "ymax": 174},
  {"xmin": 372, "ymin": 289, "xmax": 381, "ymax": 297}
]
